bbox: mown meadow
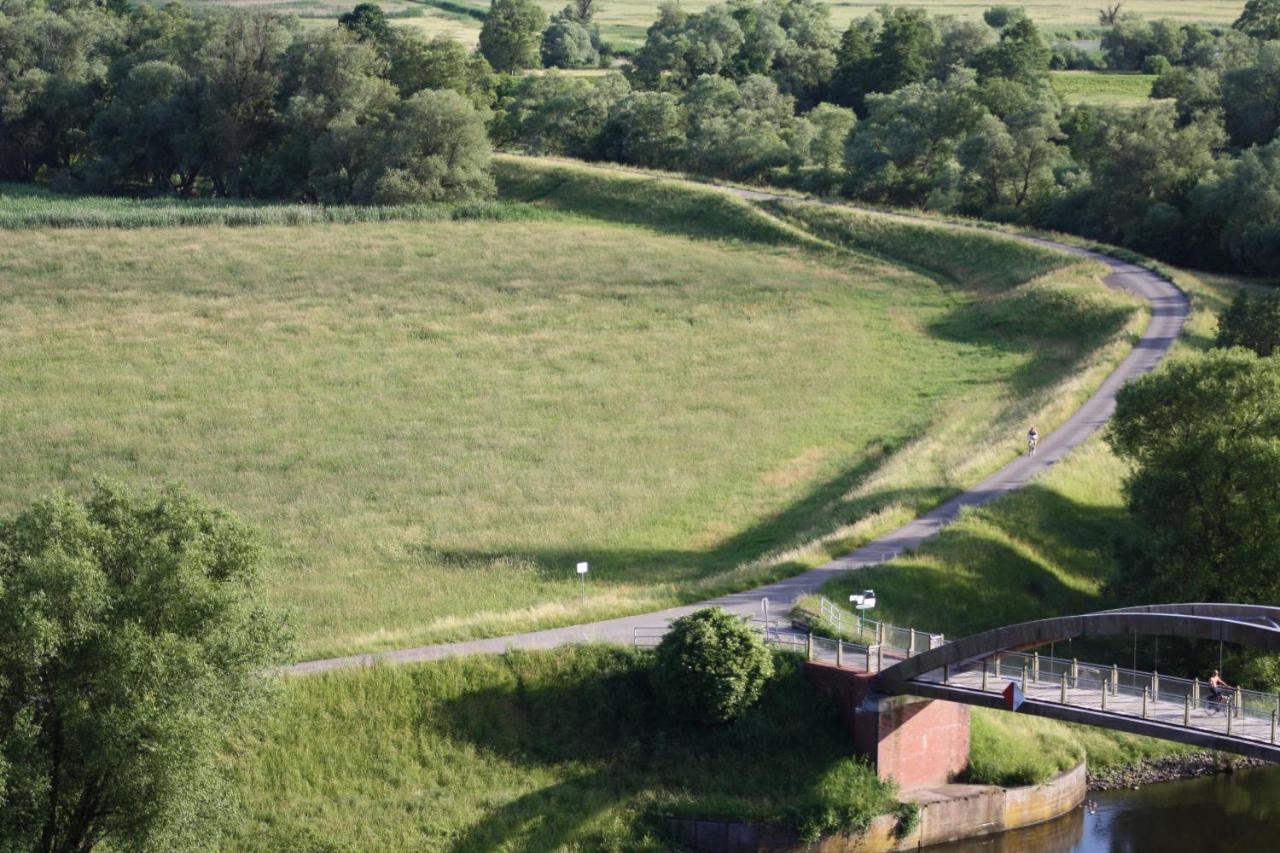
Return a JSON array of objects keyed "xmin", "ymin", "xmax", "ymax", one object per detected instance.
[{"xmin": 0, "ymin": 159, "xmax": 1143, "ymax": 659}]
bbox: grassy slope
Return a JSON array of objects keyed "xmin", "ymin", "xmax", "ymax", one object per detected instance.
[
  {"xmin": 0, "ymin": 161, "xmax": 1142, "ymax": 660},
  {"xmin": 227, "ymin": 647, "xmax": 896, "ymax": 850},
  {"xmin": 819, "ymin": 262, "xmax": 1253, "ymax": 786}
]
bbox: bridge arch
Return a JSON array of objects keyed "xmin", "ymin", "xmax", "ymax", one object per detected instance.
[{"xmin": 879, "ymin": 604, "xmax": 1280, "ymax": 685}]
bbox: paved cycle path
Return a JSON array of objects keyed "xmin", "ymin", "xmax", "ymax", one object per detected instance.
[{"xmin": 287, "ymin": 200, "xmax": 1189, "ymax": 675}]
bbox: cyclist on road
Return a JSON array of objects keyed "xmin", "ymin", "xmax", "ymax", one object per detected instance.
[{"xmin": 1027, "ymin": 426, "xmax": 1039, "ymax": 455}]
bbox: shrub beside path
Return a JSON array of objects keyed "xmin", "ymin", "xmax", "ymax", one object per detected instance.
[{"xmin": 286, "ymin": 193, "xmax": 1189, "ymax": 676}]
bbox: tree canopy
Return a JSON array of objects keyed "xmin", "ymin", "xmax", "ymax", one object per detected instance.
[
  {"xmin": 0, "ymin": 481, "xmax": 289, "ymax": 852},
  {"xmin": 1107, "ymin": 350, "xmax": 1280, "ymax": 604}
]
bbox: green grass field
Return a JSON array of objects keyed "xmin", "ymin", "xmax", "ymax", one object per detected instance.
[
  {"xmin": 226, "ymin": 647, "xmax": 898, "ymax": 850},
  {"xmin": 190, "ymin": 0, "xmax": 1248, "ymax": 49},
  {"xmin": 1051, "ymin": 71, "xmax": 1159, "ymax": 106},
  {"xmin": 0, "ymin": 159, "xmax": 1143, "ymax": 660}
]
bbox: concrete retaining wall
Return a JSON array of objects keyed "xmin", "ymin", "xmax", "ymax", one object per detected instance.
[{"xmin": 664, "ymin": 761, "xmax": 1086, "ymax": 852}]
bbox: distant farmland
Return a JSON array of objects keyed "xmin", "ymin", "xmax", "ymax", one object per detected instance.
[{"xmin": 189, "ymin": 0, "xmax": 1249, "ymax": 48}]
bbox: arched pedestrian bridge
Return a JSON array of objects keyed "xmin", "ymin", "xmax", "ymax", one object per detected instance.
[{"xmin": 786, "ymin": 600, "xmax": 1280, "ymax": 763}]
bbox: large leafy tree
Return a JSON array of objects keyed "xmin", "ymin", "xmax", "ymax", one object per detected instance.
[
  {"xmin": 1216, "ymin": 290, "xmax": 1280, "ymax": 357},
  {"xmin": 0, "ymin": 481, "xmax": 289, "ymax": 852},
  {"xmin": 1107, "ymin": 350, "xmax": 1280, "ymax": 603},
  {"xmin": 1234, "ymin": 0, "xmax": 1280, "ymax": 40},
  {"xmin": 479, "ymin": 0, "xmax": 547, "ymax": 72}
]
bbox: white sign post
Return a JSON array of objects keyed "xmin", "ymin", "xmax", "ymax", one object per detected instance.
[
  {"xmin": 576, "ymin": 561, "xmax": 589, "ymax": 605},
  {"xmin": 850, "ymin": 589, "xmax": 876, "ymax": 639}
]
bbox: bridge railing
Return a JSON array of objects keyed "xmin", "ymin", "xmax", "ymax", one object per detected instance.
[{"xmin": 957, "ymin": 649, "xmax": 1280, "ymax": 727}]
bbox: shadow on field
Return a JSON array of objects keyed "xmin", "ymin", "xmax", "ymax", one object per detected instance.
[
  {"xmin": 927, "ymin": 291, "xmax": 1137, "ymax": 398},
  {"xmin": 824, "ymin": 484, "xmax": 1131, "ymax": 640},
  {"xmin": 423, "ymin": 647, "xmax": 872, "ymax": 852},
  {"xmin": 415, "ymin": 444, "xmax": 955, "ymax": 592}
]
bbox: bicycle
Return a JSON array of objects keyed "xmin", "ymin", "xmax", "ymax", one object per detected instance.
[{"xmin": 1203, "ymin": 689, "xmax": 1235, "ymax": 716}]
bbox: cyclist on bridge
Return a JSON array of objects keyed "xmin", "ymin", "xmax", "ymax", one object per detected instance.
[{"xmin": 1209, "ymin": 669, "xmax": 1233, "ymax": 702}]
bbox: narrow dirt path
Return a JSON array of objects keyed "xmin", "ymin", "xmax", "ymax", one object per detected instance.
[{"xmin": 287, "ymin": 195, "xmax": 1188, "ymax": 675}]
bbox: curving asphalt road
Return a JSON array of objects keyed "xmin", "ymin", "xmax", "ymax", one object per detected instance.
[{"xmin": 287, "ymin": 198, "xmax": 1189, "ymax": 675}]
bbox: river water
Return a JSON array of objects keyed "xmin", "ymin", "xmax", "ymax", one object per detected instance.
[{"xmin": 930, "ymin": 765, "xmax": 1280, "ymax": 852}]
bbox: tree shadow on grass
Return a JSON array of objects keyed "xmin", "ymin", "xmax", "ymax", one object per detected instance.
[
  {"xmin": 422, "ymin": 649, "xmax": 864, "ymax": 852},
  {"xmin": 822, "ymin": 484, "xmax": 1132, "ymax": 639},
  {"xmin": 412, "ymin": 446, "xmax": 954, "ymax": 594}
]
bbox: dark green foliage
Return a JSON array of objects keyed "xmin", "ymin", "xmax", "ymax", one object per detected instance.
[
  {"xmin": 1235, "ymin": 0, "xmax": 1280, "ymax": 40},
  {"xmin": 983, "ymin": 6, "xmax": 1027, "ymax": 29},
  {"xmin": 0, "ymin": 481, "xmax": 289, "ymax": 851},
  {"xmin": 338, "ymin": 2, "xmax": 392, "ymax": 44},
  {"xmin": 1189, "ymin": 140, "xmax": 1280, "ymax": 276},
  {"xmin": 1216, "ymin": 290, "xmax": 1280, "ymax": 356},
  {"xmin": 864, "ymin": 8, "xmax": 937, "ymax": 96},
  {"xmin": 601, "ymin": 91, "xmax": 687, "ymax": 168},
  {"xmin": 479, "ymin": 0, "xmax": 547, "ymax": 72},
  {"xmin": 1221, "ymin": 43, "xmax": 1280, "ymax": 147},
  {"xmin": 652, "ymin": 608, "xmax": 774, "ymax": 725},
  {"xmin": 974, "ymin": 17, "xmax": 1051, "ymax": 82},
  {"xmin": 541, "ymin": 15, "xmax": 601, "ymax": 68},
  {"xmin": 1107, "ymin": 350, "xmax": 1280, "ymax": 604},
  {"xmin": 0, "ymin": 2, "xmax": 495, "ymax": 201},
  {"xmin": 628, "ymin": 0, "xmax": 837, "ymax": 104}
]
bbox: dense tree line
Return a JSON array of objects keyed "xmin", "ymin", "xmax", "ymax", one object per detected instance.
[
  {"xmin": 489, "ymin": 1, "xmax": 1279, "ymax": 274},
  {"xmin": 4, "ymin": 0, "xmax": 1279, "ymax": 274},
  {"xmin": 0, "ymin": 0, "xmax": 494, "ymax": 201}
]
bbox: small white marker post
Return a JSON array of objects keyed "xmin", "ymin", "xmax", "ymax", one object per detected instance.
[{"xmin": 576, "ymin": 561, "xmax": 589, "ymax": 605}]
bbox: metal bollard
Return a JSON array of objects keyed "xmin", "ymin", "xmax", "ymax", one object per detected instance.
[
  {"xmin": 1112, "ymin": 664, "xmax": 1120, "ymax": 695},
  {"xmin": 1101, "ymin": 682, "xmax": 1107, "ymax": 711},
  {"xmin": 806, "ymin": 633, "xmax": 814, "ymax": 662},
  {"xmin": 876, "ymin": 644, "xmax": 884, "ymax": 673},
  {"xmin": 1184, "ymin": 692, "xmax": 1191, "ymax": 726},
  {"xmin": 1033, "ymin": 651, "xmax": 1040, "ymax": 683},
  {"xmin": 908, "ymin": 630, "xmax": 916, "ymax": 658},
  {"xmin": 1153, "ymin": 671, "xmax": 1160, "ymax": 699},
  {"xmin": 1071, "ymin": 657, "xmax": 1079, "ymax": 686},
  {"xmin": 943, "ymin": 663, "xmax": 950, "ymax": 685},
  {"xmin": 836, "ymin": 639, "xmax": 843, "ymax": 669},
  {"xmin": 995, "ymin": 653, "xmax": 1002, "ymax": 678},
  {"xmin": 1022, "ymin": 664, "xmax": 1029, "ymax": 695},
  {"xmin": 1228, "ymin": 696, "xmax": 1234, "ymax": 735},
  {"xmin": 1272, "ymin": 710, "xmax": 1277, "ymax": 745},
  {"xmin": 1060, "ymin": 671, "xmax": 1067, "ymax": 703},
  {"xmin": 1142, "ymin": 687, "xmax": 1149, "ymax": 719},
  {"xmin": 982, "ymin": 660, "xmax": 989, "ymax": 692}
]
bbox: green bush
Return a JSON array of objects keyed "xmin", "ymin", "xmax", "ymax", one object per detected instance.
[{"xmin": 652, "ymin": 607, "xmax": 774, "ymax": 725}]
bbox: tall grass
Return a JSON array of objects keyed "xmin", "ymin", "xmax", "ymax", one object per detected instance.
[
  {"xmin": 226, "ymin": 646, "xmax": 897, "ymax": 850},
  {"xmin": 0, "ymin": 182, "xmax": 552, "ymax": 229}
]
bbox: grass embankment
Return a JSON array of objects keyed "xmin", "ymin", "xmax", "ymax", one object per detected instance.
[
  {"xmin": 813, "ymin": 262, "xmax": 1254, "ymax": 786},
  {"xmin": 227, "ymin": 646, "xmax": 898, "ymax": 850},
  {"xmin": 0, "ymin": 162, "xmax": 1140, "ymax": 659},
  {"xmin": 0, "ymin": 180, "xmax": 548, "ymax": 229},
  {"xmin": 1051, "ymin": 70, "xmax": 1159, "ymax": 106}
]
